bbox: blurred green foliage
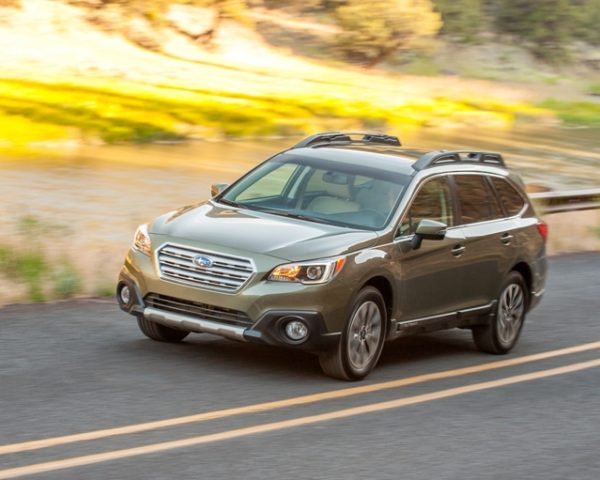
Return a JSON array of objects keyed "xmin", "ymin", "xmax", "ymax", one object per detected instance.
[
  {"xmin": 434, "ymin": 0, "xmax": 482, "ymax": 42},
  {"xmin": 539, "ymin": 99, "xmax": 600, "ymax": 126},
  {"xmin": 0, "ymin": 245, "xmax": 49, "ymax": 302},
  {"xmin": 432, "ymin": 0, "xmax": 600, "ymax": 59},
  {"xmin": 314, "ymin": 1, "xmax": 600, "ymax": 61},
  {"xmin": 494, "ymin": 0, "xmax": 575, "ymax": 61},
  {"xmin": 333, "ymin": 0, "xmax": 441, "ymax": 66},
  {"xmin": 588, "ymin": 83, "xmax": 600, "ymax": 96},
  {"xmin": 95, "ymin": 283, "xmax": 117, "ymax": 297},
  {"xmin": 53, "ymin": 261, "xmax": 82, "ymax": 298},
  {"xmin": 570, "ymin": 0, "xmax": 600, "ymax": 45},
  {"xmin": 0, "ymin": 216, "xmax": 82, "ymax": 302}
]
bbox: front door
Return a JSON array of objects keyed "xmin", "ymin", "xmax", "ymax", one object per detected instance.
[{"xmin": 393, "ymin": 175, "xmax": 467, "ymax": 321}]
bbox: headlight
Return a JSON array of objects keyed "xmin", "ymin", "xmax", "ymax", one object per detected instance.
[
  {"xmin": 133, "ymin": 224, "xmax": 152, "ymax": 256},
  {"xmin": 268, "ymin": 256, "xmax": 345, "ymax": 284}
]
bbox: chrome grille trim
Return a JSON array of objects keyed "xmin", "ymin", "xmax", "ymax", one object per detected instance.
[
  {"xmin": 143, "ymin": 307, "xmax": 247, "ymax": 341},
  {"xmin": 157, "ymin": 243, "xmax": 255, "ymax": 293}
]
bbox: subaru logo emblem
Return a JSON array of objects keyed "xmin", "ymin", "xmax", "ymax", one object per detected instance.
[{"xmin": 193, "ymin": 255, "xmax": 213, "ymax": 268}]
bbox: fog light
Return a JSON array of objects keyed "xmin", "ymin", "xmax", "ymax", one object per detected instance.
[
  {"xmin": 284, "ymin": 320, "xmax": 308, "ymax": 342},
  {"xmin": 119, "ymin": 285, "xmax": 131, "ymax": 305}
]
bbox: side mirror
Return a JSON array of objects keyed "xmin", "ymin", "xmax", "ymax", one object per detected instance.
[
  {"xmin": 411, "ymin": 219, "xmax": 447, "ymax": 250},
  {"xmin": 211, "ymin": 183, "xmax": 229, "ymax": 197}
]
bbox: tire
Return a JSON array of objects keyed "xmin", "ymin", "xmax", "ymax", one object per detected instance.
[
  {"xmin": 319, "ymin": 286, "xmax": 387, "ymax": 381},
  {"xmin": 472, "ymin": 271, "xmax": 528, "ymax": 354},
  {"xmin": 137, "ymin": 316, "xmax": 190, "ymax": 343}
]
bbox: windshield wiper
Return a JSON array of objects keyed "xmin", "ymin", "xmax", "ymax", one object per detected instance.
[
  {"xmin": 248, "ymin": 207, "xmax": 341, "ymax": 226},
  {"xmin": 281, "ymin": 212, "xmax": 339, "ymax": 225},
  {"xmin": 217, "ymin": 201, "xmax": 348, "ymax": 228},
  {"xmin": 217, "ymin": 198, "xmax": 241, "ymax": 208}
]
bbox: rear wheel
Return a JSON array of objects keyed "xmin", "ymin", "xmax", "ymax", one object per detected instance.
[
  {"xmin": 137, "ymin": 316, "xmax": 189, "ymax": 343},
  {"xmin": 472, "ymin": 271, "xmax": 527, "ymax": 354},
  {"xmin": 319, "ymin": 286, "xmax": 386, "ymax": 381}
]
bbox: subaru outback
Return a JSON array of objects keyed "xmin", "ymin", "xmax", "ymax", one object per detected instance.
[{"xmin": 117, "ymin": 132, "xmax": 547, "ymax": 380}]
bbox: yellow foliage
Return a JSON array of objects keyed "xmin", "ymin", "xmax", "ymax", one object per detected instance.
[{"xmin": 335, "ymin": 0, "xmax": 442, "ymax": 65}]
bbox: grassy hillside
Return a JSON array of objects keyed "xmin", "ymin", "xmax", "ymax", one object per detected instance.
[
  {"xmin": 0, "ymin": 1, "xmax": 598, "ymax": 152},
  {"xmin": 0, "ymin": 77, "xmax": 551, "ymax": 147}
]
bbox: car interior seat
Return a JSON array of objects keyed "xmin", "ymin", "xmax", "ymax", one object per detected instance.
[{"xmin": 308, "ymin": 178, "xmax": 361, "ymax": 214}]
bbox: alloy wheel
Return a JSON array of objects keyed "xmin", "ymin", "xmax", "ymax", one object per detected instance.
[
  {"xmin": 347, "ymin": 300, "xmax": 382, "ymax": 371},
  {"xmin": 497, "ymin": 283, "xmax": 525, "ymax": 346}
]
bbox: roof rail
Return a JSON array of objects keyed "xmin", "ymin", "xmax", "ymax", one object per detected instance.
[
  {"xmin": 292, "ymin": 132, "xmax": 401, "ymax": 149},
  {"xmin": 412, "ymin": 150, "xmax": 505, "ymax": 171}
]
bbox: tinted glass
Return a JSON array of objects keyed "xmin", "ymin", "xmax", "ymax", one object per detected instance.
[
  {"xmin": 236, "ymin": 163, "xmax": 299, "ymax": 201},
  {"xmin": 455, "ymin": 175, "xmax": 501, "ymax": 224},
  {"xmin": 398, "ymin": 176, "xmax": 453, "ymax": 236},
  {"xmin": 220, "ymin": 155, "xmax": 411, "ymax": 230},
  {"xmin": 491, "ymin": 177, "xmax": 525, "ymax": 217}
]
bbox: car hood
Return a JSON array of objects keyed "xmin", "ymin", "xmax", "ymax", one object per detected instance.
[{"xmin": 149, "ymin": 202, "xmax": 379, "ymax": 261}]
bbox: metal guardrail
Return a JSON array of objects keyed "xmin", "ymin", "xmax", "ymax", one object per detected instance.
[{"xmin": 531, "ymin": 188, "xmax": 600, "ymax": 214}]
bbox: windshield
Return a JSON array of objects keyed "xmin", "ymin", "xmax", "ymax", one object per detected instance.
[{"xmin": 218, "ymin": 154, "xmax": 411, "ymax": 230}]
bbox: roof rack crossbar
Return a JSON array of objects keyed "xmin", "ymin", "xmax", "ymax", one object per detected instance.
[
  {"xmin": 292, "ymin": 131, "xmax": 401, "ymax": 149},
  {"xmin": 412, "ymin": 150, "xmax": 505, "ymax": 171}
]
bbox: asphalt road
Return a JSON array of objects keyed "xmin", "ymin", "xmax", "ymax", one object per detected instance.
[{"xmin": 0, "ymin": 253, "xmax": 599, "ymax": 480}]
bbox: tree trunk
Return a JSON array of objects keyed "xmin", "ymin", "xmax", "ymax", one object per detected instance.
[{"xmin": 364, "ymin": 40, "xmax": 404, "ymax": 68}]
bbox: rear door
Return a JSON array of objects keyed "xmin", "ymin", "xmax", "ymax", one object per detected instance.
[{"xmin": 453, "ymin": 174, "xmax": 520, "ymax": 308}]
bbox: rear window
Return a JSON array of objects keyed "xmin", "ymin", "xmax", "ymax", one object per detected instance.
[
  {"xmin": 490, "ymin": 177, "xmax": 525, "ymax": 217},
  {"xmin": 454, "ymin": 175, "xmax": 501, "ymax": 224}
]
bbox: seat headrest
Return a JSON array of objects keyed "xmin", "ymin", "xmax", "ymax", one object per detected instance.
[{"xmin": 322, "ymin": 180, "xmax": 351, "ymax": 199}]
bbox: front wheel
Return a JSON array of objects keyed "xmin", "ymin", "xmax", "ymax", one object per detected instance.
[
  {"xmin": 472, "ymin": 271, "xmax": 528, "ymax": 354},
  {"xmin": 137, "ymin": 316, "xmax": 189, "ymax": 343},
  {"xmin": 319, "ymin": 286, "xmax": 386, "ymax": 381}
]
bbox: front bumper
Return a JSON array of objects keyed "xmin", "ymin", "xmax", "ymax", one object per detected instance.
[
  {"xmin": 136, "ymin": 303, "xmax": 339, "ymax": 350},
  {"xmin": 117, "ymin": 249, "xmax": 342, "ymax": 351}
]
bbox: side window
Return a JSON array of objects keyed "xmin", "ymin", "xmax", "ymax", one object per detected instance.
[
  {"xmin": 455, "ymin": 175, "xmax": 501, "ymax": 224},
  {"xmin": 398, "ymin": 177, "xmax": 453, "ymax": 236},
  {"xmin": 236, "ymin": 163, "xmax": 299, "ymax": 201},
  {"xmin": 490, "ymin": 177, "xmax": 525, "ymax": 217}
]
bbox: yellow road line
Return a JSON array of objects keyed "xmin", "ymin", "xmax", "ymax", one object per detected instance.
[
  {"xmin": 1, "ymin": 358, "xmax": 598, "ymax": 480},
  {"xmin": 1, "ymin": 340, "xmax": 599, "ymax": 456}
]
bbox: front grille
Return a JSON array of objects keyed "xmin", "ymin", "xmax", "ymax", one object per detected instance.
[
  {"xmin": 157, "ymin": 244, "xmax": 255, "ymax": 293},
  {"xmin": 145, "ymin": 293, "xmax": 253, "ymax": 327}
]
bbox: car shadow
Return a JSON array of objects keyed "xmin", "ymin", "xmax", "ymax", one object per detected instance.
[
  {"xmin": 379, "ymin": 330, "xmax": 478, "ymax": 368},
  {"xmin": 130, "ymin": 334, "xmax": 324, "ymax": 379},
  {"xmin": 126, "ymin": 328, "xmax": 480, "ymax": 381}
]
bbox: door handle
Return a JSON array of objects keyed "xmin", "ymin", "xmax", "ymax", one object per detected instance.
[
  {"xmin": 451, "ymin": 245, "xmax": 466, "ymax": 256},
  {"xmin": 500, "ymin": 233, "xmax": 514, "ymax": 245}
]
